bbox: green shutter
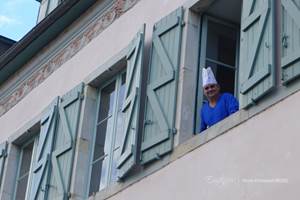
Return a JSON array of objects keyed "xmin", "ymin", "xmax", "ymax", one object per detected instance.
[
  {"xmin": 117, "ymin": 26, "xmax": 145, "ymax": 179},
  {"xmin": 239, "ymin": 0, "xmax": 275, "ymax": 108},
  {"xmin": 29, "ymin": 98, "xmax": 58, "ymax": 200},
  {"xmin": 47, "ymin": 83, "xmax": 84, "ymax": 200},
  {"xmin": 281, "ymin": 0, "xmax": 300, "ymax": 84},
  {"xmin": 0, "ymin": 142, "xmax": 8, "ymax": 189},
  {"xmin": 141, "ymin": 7, "xmax": 184, "ymax": 164}
]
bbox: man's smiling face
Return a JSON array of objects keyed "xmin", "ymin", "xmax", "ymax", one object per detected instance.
[{"xmin": 203, "ymin": 83, "xmax": 220, "ymax": 100}]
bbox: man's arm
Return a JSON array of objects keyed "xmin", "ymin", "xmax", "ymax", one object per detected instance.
[{"xmin": 226, "ymin": 93, "xmax": 239, "ymax": 114}]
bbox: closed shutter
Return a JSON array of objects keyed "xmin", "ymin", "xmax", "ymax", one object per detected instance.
[
  {"xmin": 0, "ymin": 142, "xmax": 8, "ymax": 189},
  {"xmin": 141, "ymin": 7, "xmax": 184, "ymax": 164},
  {"xmin": 239, "ymin": 0, "xmax": 275, "ymax": 108},
  {"xmin": 281, "ymin": 0, "xmax": 300, "ymax": 84},
  {"xmin": 29, "ymin": 98, "xmax": 58, "ymax": 200},
  {"xmin": 48, "ymin": 83, "xmax": 84, "ymax": 200},
  {"xmin": 117, "ymin": 27, "xmax": 145, "ymax": 179}
]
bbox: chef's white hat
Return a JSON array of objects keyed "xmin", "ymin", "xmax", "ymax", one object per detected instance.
[{"xmin": 202, "ymin": 67, "xmax": 217, "ymax": 87}]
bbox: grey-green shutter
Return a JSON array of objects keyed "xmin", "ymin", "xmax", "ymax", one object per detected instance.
[
  {"xmin": 30, "ymin": 98, "xmax": 58, "ymax": 200},
  {"xmin": 141, "ymin": 7, "xmax": 184, "ymax": 164},
  {"xmin": 47, "ymin": 83, "xmax": 84, "ymax": 200},
  {"xmin": 239, "ymin": 0, "xmax": 275, "ymax": 108},
  {"xmin": 117, "ymin": 26, "xmax": 145, "ymax": 178},
  {"xmin": 281, "ymin": 0, "xmax": 300, "ymax": 84},
  {"xmin": 0, "ymin": 142, "xmax": 8, "ymax": 189}
]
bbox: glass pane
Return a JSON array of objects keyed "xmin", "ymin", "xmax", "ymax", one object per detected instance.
[
  {"xmin": 114, "ymin": 111, "xmax": 125, "ymax": 149},
  {"xmin": 93, "ymin": 114, "xmax": 114, "ymax": 161},
  {"xmin": 93, "ymin": 120, "xmax": 108, "ymax": 161},
  {"xmin": 115, "ymin": 73, "xmax": 126, "ymax": 149},
  {"xmin": 110, "ymin": 148, "xmax": 121, "ymax": 183},
  {"xmin": 15, "ymin": 175, "xmax": 29, "ymax": 200},
  {"xmin": 118, "ymin": 73, "xmax": 126, "ymax": 110},
  {"xmin": 206, "ymin": 20, "xmax": 237, "ymax": 66},
  {"xmin": 99, "ymin": 157, "xmax": 110, "ymax": 190},
  {"xmin": 37, "ymin": 0, "xmax": 48, "ymax": 22},
  {"xmin": 89, "ymin": 158, "xmax": 104, "ymax": 196},
  {"xmin": 48, "ymin": 0, "xmax": 59, "ymax": 14},
  {"xmin": 98, "ymin": 81, "xmax": 116, "ymax": 122},
  {"xmin": 19, "ymin": 142, "xmax": 34, "ymax": 178}
]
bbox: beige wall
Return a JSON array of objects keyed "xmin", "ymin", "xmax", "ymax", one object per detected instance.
[
  {"xmin": 105, "ymin": 90, "xmax": 300, "ymax": 200},
  {"xmin": 0, "ymin": 0, "xmax": 187, "ymax": 142}
]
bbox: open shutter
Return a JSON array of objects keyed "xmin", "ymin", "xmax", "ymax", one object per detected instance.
[
  {"xmin": 281, "ymin": 0, "xmax": 300, "ymax": 84},
  {"xmin": 239, "ymin": 0, "xmax": 275, "ymax": 108},
  {"xmin": 117, "ymin": 27, "xmax": 145, "ymax": 178},
  {"xmin": 0, "ymin": 142, "xmax": 8, "ymax": 189},
  {"xmin": 30, "ymin": 98, "xmax": 58, "ymax": 200},
  {"xmin": 141, "ymin": 7, "xmax": 184, "ymax": 164},
  {"xmin": 47, "ymin": 83, "xmax": 84, "ymax": 200}
]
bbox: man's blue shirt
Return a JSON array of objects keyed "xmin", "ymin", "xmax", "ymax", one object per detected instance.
[{"xmin": 200, "ymin": 93, "xmax": 239, "ymax": 132}]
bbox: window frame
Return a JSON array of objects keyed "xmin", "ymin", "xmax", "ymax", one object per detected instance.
[
  {"xmin": 88, "ymin": 70, "xmax": 127, "ymax": 196},
  {"xmin": 13, "ymin": 136, "xmax": 38, "ymax": 200}
]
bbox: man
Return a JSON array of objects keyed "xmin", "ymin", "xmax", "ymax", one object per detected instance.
[{"xmin": 200, "ymin": 67, "xmax": 239, "ymax": 132}]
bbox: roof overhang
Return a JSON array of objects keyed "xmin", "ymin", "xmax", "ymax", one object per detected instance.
[{"xmin": 0, "ymin": 0, "xmax": 97, "ymax": 85}]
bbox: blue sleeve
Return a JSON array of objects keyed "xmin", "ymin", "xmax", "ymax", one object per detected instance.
[{"xmin": 225, "ymin": 93, "xmax": 239, "ymax": 114}]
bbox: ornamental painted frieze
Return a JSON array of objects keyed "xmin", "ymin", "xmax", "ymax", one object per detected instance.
[{"xmin": 0, "ymin": 0, "xmax": 139, "ymax": 117}]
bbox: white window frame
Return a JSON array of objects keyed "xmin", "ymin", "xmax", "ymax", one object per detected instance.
[
  {"xmin": 13, "ymin": 136, "xmax": 38, "ymax": 200},
  {"xmin": 88, "ymin": 70, "xmax": 127, "ymax": 196}
]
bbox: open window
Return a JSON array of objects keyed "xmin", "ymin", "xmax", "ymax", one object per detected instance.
[
  {"xmin": 37, "ymin": 0, "xmax": 64, "ymax": 22},
  {"xmin": 195, "ymin": 0, "xmax": 242, "ymax": 132},
  {"xmin": 14, "ymin": 137, "xmax": 38, "ymax": 200},
  {"xmin": 87, "ymin": 26, "xmax": 145, "ymax": 196},
  {"xmin": 89, "ymin": 72, "xmax": 127, "ymax": 195}
]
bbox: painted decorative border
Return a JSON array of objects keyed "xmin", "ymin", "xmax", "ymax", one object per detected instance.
[{"xmin": 0, "ymin": 0, "xmax": 140, "ymax": 117}]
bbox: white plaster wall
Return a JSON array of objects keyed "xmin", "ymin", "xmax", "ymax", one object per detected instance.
[
  {"xmin": 0, "ymin": 0, "xmax": 187, "ymax": 142},
  {"xmin": 106, "ymin": 90, "xmax": 300, "ymax": 200}
]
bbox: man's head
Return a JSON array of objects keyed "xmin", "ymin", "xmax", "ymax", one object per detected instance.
[
  {"xmin": 202, "ymin": 67, "xmax": 220, "ymax": 100},
  {"xmin": 203, "ymin": 83, "xmax": 220, "ymax": 99}
]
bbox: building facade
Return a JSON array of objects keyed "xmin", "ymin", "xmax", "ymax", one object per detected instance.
[{"xmin": 0, "ymin": 0, "xmax": 300, "ymax": 199}]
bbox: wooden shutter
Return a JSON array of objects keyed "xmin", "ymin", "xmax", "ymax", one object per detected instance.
[
  {"xmin": 0, "ymin": 142, "xmax": 8, "ymax": 189},
  {"xmin": 117, "ymin": 27, "xmax": 145, "ymax": 179},
  {"xmin": 239, "ymin": 0, "xmax": 275, "ymax": 108},
  {"xmin": 47, "ymin": 83, "xmax": 84, "ymax": 200},
  {"xmin": 141, "ymin": 7, "xmax": 184, "ymax": 164},
  {"xmin": 281, "ymin": 0, "xmax": 300, "ymax": 84},
  {"xmin": 29, "ymin": 98, "xmax": 58, "ymax": 200}
]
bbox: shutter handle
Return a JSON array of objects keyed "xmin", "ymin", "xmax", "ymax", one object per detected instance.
[
  {"xmin": 282, "ymin": 34, "xmax": 289, "ymax": 48},
  {"xmin": 144, "ymin": 120, "xmax": 153, "ymax": 125},
  {"xmin": 155, "ymin": 153, "xmax": 161, "ymax": 160},
  {"xmin": 250, "ymin": 98, "xmax": 257, "ymax": 106},
  {"xmin": 265, "ymin": 42, "xmax": 269, "ymax": 49}
]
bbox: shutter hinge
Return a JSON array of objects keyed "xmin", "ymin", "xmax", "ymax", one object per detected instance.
[
  {"xmin": 155, "ymin": 153, "xmax": 161, "ymax": 160},
  {"xmin": 181, "ymin": 20, "xmax": 185, "ymax": 27},
  {"xmin": 169, "ymin": 128, "xmax": 177, "ymax": 135},
  {"xmin": 282, "ymin": 34, "xmax": 289, "ymax": 48},
  {"xmin": 250, "ymin": 98, "xmax": 257, "ymax": 106},
  {"xmin": 265, "ymin": 42, "xmax": 270, "ymax": 49},
  {"xmin": 79, "ymin": 91, "xmax": 84, "ymax": 100},
  {"xmin": 144, "ymin": 120, "xmax": 153, "ymax": 125},
  {"xmin": 282, "ymin": 71, "xmax": 286, "ymax": 81}
]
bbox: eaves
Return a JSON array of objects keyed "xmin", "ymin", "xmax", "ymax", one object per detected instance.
[{"xmin": 0, "ymin": 0, "xmax": 97, "ymax": 86}]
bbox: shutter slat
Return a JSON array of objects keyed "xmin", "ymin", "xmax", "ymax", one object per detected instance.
[
  {"xmin": 30, "ymin": 98, "xmax": 58, "ymax": 200},
  {"xmin": 141, "ymin": 7, "xmax": 183, "ymax": 164},
  {"xmin": 239, "ymin": 0, "xmax": 275, "ymax": 108},
  {"xmin": 0, "ymin": 142, "xmax": 8, "ymax": 190},
  {"xmin": 281, "ymin": 0, "xmax": 300, "ymax": 84},
  {"xmin": 117, "ymin": 26, "xmax": 145, "ymax": 179},
  {"xmin": 47, "ymin": 83, "xmax": 84, "ymax": 200}
]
